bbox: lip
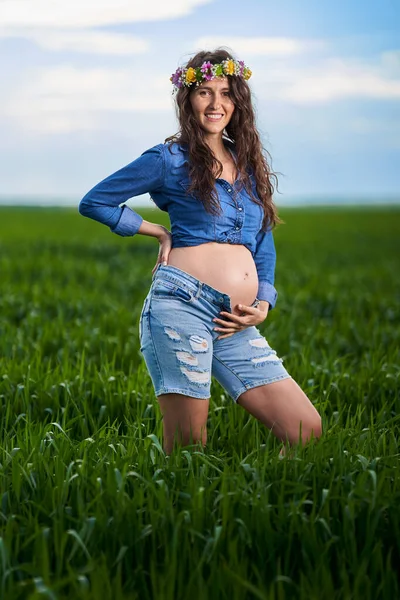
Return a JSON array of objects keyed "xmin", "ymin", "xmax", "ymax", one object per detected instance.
[{"xmin": 205, "ymin": 113, "xmax": 224, "ymax": 121}]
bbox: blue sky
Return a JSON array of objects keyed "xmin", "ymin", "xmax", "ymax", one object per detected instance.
[{"xmin": 1, "ymin": 0, "xmax": 399, "ymax": 206}]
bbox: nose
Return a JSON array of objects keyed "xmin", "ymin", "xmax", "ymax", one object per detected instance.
[{"xmin": 208, "ymin": 93, "xmax": 222, "ymax": 110}]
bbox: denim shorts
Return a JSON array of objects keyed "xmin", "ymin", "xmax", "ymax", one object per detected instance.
[{"xmin": 139, "ymin": 264, "xmax": 292, "ymax": 403}]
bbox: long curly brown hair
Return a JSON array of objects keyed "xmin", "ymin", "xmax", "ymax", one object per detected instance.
[{"xmin": 165, "ymin": 48, "xmax": 282, "ymax": 230}]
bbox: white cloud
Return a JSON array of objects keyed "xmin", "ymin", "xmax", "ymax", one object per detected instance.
[
  {"xmin": 191, "ymin": 37, "xmax": 400, "ymax": 104},
  {"xmin": 0, "ymin": 0, "xmax": 214, "ymax": 28},
  {"xmin": 0, "ymin": 27, "xmax": 149, "ymax": 55},
  {"xmin": 2, "ymin": 65, "xmax": 174, "ymax": 133},
  {"xmin": 250, "ymin": 51, "xmax": 400, "ymax": 104},
  {"xmin": 194, "ymin": 36, "xmax": 327, "ymax": 56},
  {"xmin": 2, "ymin": 44, "xmax": 399, "ymax": 137},
  {"xmin": 277, "ymin": 57, "xmax": 400, "ymax": 103},
  {"xmin": 380, "ymin": 50, "xmax": 400, "ymax": 76}
]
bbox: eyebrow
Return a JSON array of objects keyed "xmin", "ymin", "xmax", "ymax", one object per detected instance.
[{"xmin": 198, "ymin": 86, "xmax": 230, "ymax": 91}]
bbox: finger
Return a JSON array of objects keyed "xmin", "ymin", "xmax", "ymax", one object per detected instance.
[
  {"xmin": 218, "ymin": 311, "xmax": 248, "ymax": 324},
  {"xmin": 160, "ymin": 252, "xmax": 169, "ymax": 265},
  {"xmin": 213, "ymin": 320, "xmax": 242, "ymax": 330},
  {"xmin": 218, "ymin": 324, "xmax": 252, "ymax": 339},
  {"xmin": 217, "ymin": 332, "xmax": 235, "ymax": 340},
  {"xmin": 214, "ymin": 327, "xmax": 241, "ymax": 333},
  {"xmin": 236, "ymin": 303, "xmax": 256, "ymax": 314},
  {"xmin": 214, "ymin": 320, "xmax": 244, "ymax": 328},
  {"xmin": 156, "ymin": 254, "xmax": 167, "ymax": 267},
  {"xmin": 214, "ymin": 315, "xmax": 246, "ymax": 327}
]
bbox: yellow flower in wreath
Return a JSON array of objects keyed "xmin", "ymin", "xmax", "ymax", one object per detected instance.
[
  {"xmin": 185, "ymin": 68, "xmax": 197, "ymax": 84},
  {"xmin": 224, "ymin": 60, "xmax": 235, "ymax": 76},
  {"xmin": 243, "ymin": 68, "xmax": 252, "ymax": 80}
]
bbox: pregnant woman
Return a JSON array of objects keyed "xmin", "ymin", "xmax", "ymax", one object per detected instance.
[{"xmin": 79, "ymin": 48, "xmax": 322, "ymax": 455}]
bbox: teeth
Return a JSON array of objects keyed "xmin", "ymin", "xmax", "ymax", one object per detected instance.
[{"xmin": 206, "ymin": 114, "xmax": 223, "ymax": 119}]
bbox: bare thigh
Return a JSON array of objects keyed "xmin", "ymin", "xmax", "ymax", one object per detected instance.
[
  {"xmin": 157, "ymin": 393, "xmax": 210, "ymax": 454},
  {"xmin": 237, "ymin": 377, "xmax": 322, "ymax": 446}
]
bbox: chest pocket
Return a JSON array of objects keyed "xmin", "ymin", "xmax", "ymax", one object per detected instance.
[{"xmin": 178, "ymin": 178, "xmax": 201, "ymax": 202}]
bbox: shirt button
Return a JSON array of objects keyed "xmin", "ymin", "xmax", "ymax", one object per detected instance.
[
  {"xmin": 219, "ymin": 297, "xmax": 224, "ymax": 302},
  {"xmin": 227, "ymin": 188, "xmax": 232, "ymax": 193},
  {"xmin": 238, "ymin": 207, "xmax": 242, "ymax": 211},
  {"xmin": 235, "ymin": 227, "xmax": 239, "ymax": 230}
]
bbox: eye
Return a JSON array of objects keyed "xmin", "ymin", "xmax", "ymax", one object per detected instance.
[{"xmin": 199, "ymin": 90, "xmax": 209, "ymax": 96}]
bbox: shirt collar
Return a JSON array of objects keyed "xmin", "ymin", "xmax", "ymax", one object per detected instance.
[{"xmin": 177, "ymin": 139, "xmax": 236, "ymax": 154}]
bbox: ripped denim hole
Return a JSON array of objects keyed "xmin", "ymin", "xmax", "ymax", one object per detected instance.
[
  {"xmin": 251, "ymin": 354, "xmax": 282, "ymax": 367},
  {"xmin": 189, "ymin": 335, "xmax": 209, "ymax": 353},
  {"xmin": 163, "ymin": 327, "xmax": 181, "ymax": 341},
  {"xmin": 176, "ymin": 351, "xmax": 199, "ymax": 367},
  {"xmin": 249, "ymin": 337, "xmax": 270, "ymax": 349},
  {"xmin": 180, "ymin": 366, "xmax": 210, "ymax": 385}
]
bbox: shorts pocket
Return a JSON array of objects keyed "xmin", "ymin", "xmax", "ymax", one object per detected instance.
[
  {"xmin": 178, "ymin": 178, "xmax": 200, "ymax": 202},
  {"xmin": 152, "ymin": 280, "xmax": 194, "ymax": 303},
  {"xmin": 139, "ymin": 295, "xmax": 150, "ymax": 342}
]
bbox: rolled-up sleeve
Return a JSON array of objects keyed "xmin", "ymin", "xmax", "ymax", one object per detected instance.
[
  {"xmin": 78, "ymin": 144, "xmax": 165, "ymax": 237},
  {"xmin": 253, "ymin": 225, "xmax": 278, "ymax": 309}
]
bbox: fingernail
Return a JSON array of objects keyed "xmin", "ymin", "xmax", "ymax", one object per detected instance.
[{"xmin": 162, "ymin": 261, "xmax": 167, "ymax": 266}]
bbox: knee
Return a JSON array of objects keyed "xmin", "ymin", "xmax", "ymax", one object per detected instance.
[
  {"xmin": 300, "ymin": 414, "xmax": 322, "ymax": 444},
  {"xmin": 285, "ymin": 414, "xmax": 322, "ymax": 446},
  {"xmin": 164, "ymin": 426, "xmax": 207, "ymax": 454}
]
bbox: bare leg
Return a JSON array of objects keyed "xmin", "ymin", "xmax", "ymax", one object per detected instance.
[
  {"xmin": 237, "ymin": 377, "xmax": 322, "ymax": 451},
  {"xmin": 157, "ymin": 393, "xmax": 210, "ymax": 455}
]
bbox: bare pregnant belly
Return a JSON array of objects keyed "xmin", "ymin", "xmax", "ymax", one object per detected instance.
[{"xmin": 167, "ymin": 242, "xmax": 258, "ymax": 316}]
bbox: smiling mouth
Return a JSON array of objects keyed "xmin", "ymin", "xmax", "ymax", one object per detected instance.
[{"xmin": 205, "ymin": 113, "xmax": 224, "ymax": 121}]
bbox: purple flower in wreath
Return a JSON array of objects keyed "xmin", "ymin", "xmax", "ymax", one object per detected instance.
[
  {"xmin": 170, "ymin": 58, "xmax": 252, "ymax": 90},
  {"xmin": 200, "ymin": 61, "xmax": 214, "ymax": 81},
  {"xmin": 200, "ymin": 61, "xmax": 213, "ymax": 73},
  {"xmin": 170, "ymin": 67, "xmax": 184, "ymax": 87}
]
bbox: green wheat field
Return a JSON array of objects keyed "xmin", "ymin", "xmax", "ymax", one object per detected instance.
[{"xmin": 0, "ymin": 205, "xmax": 399, "ymax": 600}]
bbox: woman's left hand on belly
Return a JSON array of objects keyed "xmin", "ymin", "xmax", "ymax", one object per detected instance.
[{"xmin": 212, "ymin": 303, "xmax": 269, "ymax": 340}]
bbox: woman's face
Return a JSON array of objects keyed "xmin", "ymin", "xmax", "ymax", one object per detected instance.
[{"xmin": 189, "ymin": 77, "xmax": 235, "ymax": 135}]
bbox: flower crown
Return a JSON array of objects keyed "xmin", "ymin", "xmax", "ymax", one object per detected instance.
[{"xmin": 170, "ymin": 58, "xmax": 252, "ymax": 93}]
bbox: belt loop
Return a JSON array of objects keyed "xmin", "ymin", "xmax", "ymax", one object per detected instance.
[{"xmin": 195, "ymin": 282, "xmax": 202, "ymax": 299}]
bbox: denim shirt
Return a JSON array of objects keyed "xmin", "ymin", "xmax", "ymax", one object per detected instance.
[{"xmin": 78, "ymin": 141, "xmax": 278, "ymax": 308}]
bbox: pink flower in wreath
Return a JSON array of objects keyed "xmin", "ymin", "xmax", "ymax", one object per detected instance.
[{"xmin": 200, "ymin": 61, "xmax": 214, "ymax": 81}]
